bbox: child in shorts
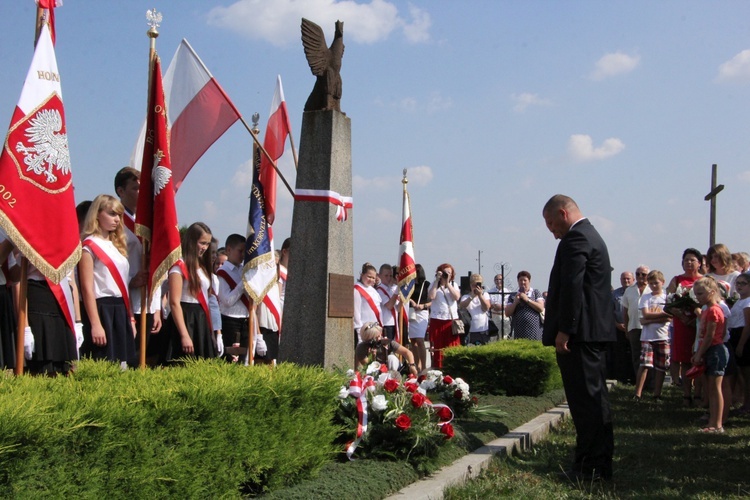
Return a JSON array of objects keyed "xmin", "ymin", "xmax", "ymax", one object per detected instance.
[
  {"xmin": 634, "ymin": 270, "xmax": 671, "ymax": 401},
  {"xmin": 692, "ymin": 276, "xmax": 729, "ymax": 433}
]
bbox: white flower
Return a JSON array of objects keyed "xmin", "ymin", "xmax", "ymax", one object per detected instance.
[
  {"xmin": 366, "ymin": 362, "xmax": 382, "ymax": 375},
  {"xmin": 426, "ymin": 370, "xmax": 443, "ymax": 381},
  {"xmin": 338, "ymin": 386, "xmax": 349, "ymax": 399},
  {"xmin": 420, "ymin": 379, "xmax": 436, "ymax": 392},
  {"xmin": 346, "ymin": 369, "xmax": 355, "ymax": 379},
  {"xmin": 377, "ymin": 372, "xmax": 390, "ymax": 385},
  {"xmin": 372, "ymin": 394, "xmax": 388, "ymax": 412},
  {"xmin": 689, "ymin": 288, "xmax": 697, "ymax": 302}
]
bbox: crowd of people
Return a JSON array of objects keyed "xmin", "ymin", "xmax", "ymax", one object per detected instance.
[
  {"xmin": 0, "ymin": 167, "xmax": 288, "ymax": 375},
  {"xmin": 611, "ymin": 245, "xmax": 750, "ymax": 434}
]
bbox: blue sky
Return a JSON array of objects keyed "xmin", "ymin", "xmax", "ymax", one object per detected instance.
[{"xmin": 2, "ymin": 1, "xmax": 750, "ymax": 291}]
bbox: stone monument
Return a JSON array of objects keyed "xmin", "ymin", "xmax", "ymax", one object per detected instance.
[{"xmin": 280, "ymin": 19, "xmax": 353, "ymax": 369}]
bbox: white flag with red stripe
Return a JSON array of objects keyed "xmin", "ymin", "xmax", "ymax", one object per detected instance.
[
  {"xmin": 131, "ymin": 39, "xmax": 241, "ymax": 191},
  {"xmin": 260, "ymin": 75, "xmax": 293, "ymax": 226},
  {"xmin": 397, "ymin": 183, "xmax": 416, "ymax": 303}
]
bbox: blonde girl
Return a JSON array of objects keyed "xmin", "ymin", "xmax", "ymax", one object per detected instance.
[{"xmin": 79, "ymin": 194, "xmax": 136, "ymax": 366}]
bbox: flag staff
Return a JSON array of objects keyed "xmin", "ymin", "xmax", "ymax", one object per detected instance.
[
  {"xmin": 138, "ymin": 9, "xmax": 163, "ymax": 369},
  {"xmin": 397, "ymin": 169, "xmax": 409, "ymax": 347},
  {"xmin": 239, "ymin": 118, "xmax": 295, "ymax": 198},
  {"xmin": 15, "ymin": 3, "xmax": 50, "ymax": 376}
]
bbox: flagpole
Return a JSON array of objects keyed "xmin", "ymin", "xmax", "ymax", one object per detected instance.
[
  {"xmin": 288, "ymin": 133, "xmax": 299, "ymax": 171},
  {"xmin": 138, "ymin": 9, "xmax": 162, "ymax": 369},
  {"xmin": 248, "ymin": 306, "xmax": 256, "ymax": 366},
  {"xmin": 238, "ymin": 117, "xmax": 295, "ymax": 198},
  {"xmin": 34, "ymin": 6, "xmax": 45, "ymax": 48},
  {"xmin": 13, "ymin": 260, "xmax": 29, "ymax": 376}
]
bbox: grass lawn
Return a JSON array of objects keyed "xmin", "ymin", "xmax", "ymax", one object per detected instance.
[{"xmin": 444, "ymin": 383, "xmax": 750, "ymax": 499}]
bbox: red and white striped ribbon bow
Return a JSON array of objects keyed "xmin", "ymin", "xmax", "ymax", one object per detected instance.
[{"xmin": 295, "ymin": 189, "xmax": 353, "ymax": 221}]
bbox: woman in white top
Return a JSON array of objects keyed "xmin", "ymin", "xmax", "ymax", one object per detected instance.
[
  {"xmin": 706, "ymin": 243, "xmax": 740, "ymax": 298},
  {"xmin": 428, "ymin": 263, "xmax": 461, "ymax": 368},
  {"xmin": 164, "ymin": 222, "xmax": 218, "ymax": 361},
  {"xmin": 353, "ymin": 262, "xmax": 381, "ymax": 344},
  {"xmin": 459, "ymin": 273, "xmax": 491, "ymax": 345},
  {"xmin": 79, "ymin": 194, "xmax": 136, "ymax": 366}
]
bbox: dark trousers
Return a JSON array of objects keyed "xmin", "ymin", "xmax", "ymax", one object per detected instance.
[
  {"xmin": 627, "ymin": 329, "xmax": 642, "ymax": 376},
  {"xmin": 614, "ymin": 329, "xmax": 635, "ymax": 383},
  {"xmin": 557, "ymin": 341, "xmax": 614, "ymax": 475}
]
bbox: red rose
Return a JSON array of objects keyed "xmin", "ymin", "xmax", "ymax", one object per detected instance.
[
  {"xmin": 471, "ymin": 396, "xmax": 479, "ymax": 405},
  {"xmin": 443, "ymin": 375, "xmax": 454, "ymax": 384},
  {"xmin": 384, "ymin": 378, "xmax": 400, "ymax": 393},
  {"xmin": 411, "ymin": 392, "xmax": 426, "ymax": 408},
  {"xmin": 436, "ymin": 406, "xmax": 452, "ymax": 421},
  {"xmin": 379, "ymin": 364, "xmax": 388, "ymax": 373},
  {"xmin": 405, "ymin": 382, "xmax": 418, "ymax": 393},
  {"xmin": 454, "ymin": 389, "xmax": 463, "ymax": 400},
  {"xmin": 395, "ymin": 413, "xmax": 411, "ymax": 431},
  {"xmin": 418, "ymin": 374, "xmax": 426, "ymax": 383},
  {"xmin": 440, "ymin": 423, "xmax": 455, "ymax": 439}
]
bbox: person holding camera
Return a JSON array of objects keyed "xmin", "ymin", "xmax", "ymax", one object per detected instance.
[
  {"xmin": 428, "ymin": 263, "xmax": 461, "ymax": 368},
  {"xmin": 504, "ymin": 270, "xmax": 545, "ymax": 341},
  {"xmin": 355, "ymin": 322, "xmax": 418, "ymax": 376},
  {"xmin": 459, "ymin": 274, "xmax": 491, "ymax": 345}
]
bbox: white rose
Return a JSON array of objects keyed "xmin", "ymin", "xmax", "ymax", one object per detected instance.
[
  {"xmin": 366, "ymin": 362, "xmax": 382, "ymax": 375},
  {"xmin": 420, "ymin": 380, "xmax": 436, "ymax": 391},
  {"xmin": 372, "ymin": 394, "xmax": 388, "ymax": 412}
]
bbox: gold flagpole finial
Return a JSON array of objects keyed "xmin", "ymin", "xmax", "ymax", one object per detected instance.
[{"xmin": 402, "ymin": 168, "xmax": 408, "ymax": 187}]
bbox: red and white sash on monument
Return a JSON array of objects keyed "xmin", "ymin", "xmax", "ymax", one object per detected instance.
[
  {"xmin": 354, "ymin": 283, "xmax": 382, "ymax": 326},
  {"xmin": 82, "ymin": 238, "xmax": 132, "ymax": 318},
  {"xmin": 175, "ymin": 260, "xmax": 213, "ymax": 332}
]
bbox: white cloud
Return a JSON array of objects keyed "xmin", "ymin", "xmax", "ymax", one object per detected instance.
[
  {"xmin": 716, "ymin": 50, "xmax": 750, "ymax": 83},
  {"xmin": 207, "ymin": 0, "xmax": 430, "ymax": 47},
  {"xmin": 590, "ymin": 52, "xmax": 640, "ymax": 81},
  {"xmin": 738, "ymin": 170, "xmax": 750, "ymax": 182},
  {"xmin": 231, "ymin": 159, "xmax": 254, "ymax": 188},
  {"xmin": 589, "ymin": 215, "xmax": 615, "ymax": 233},
  {"xmin": 353, "ymin": 165, "xmax": 433, "ymax": 190},
  {"xmin": 568, "ymin": 134, "xmax": 625, "ymax": 162},
  {"xmin": 426, "ymin": 91, "xmax": 453, "ymax": 113},
  {"xmin": 372, "ymin": 207, "xmax": 398, "ymax": 222},
  {"xmin": 511, "ymin": 92, "xmax": 552, "ymax": 112}
]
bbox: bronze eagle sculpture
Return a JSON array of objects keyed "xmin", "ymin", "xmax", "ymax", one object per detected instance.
[{"xmin": 301, "ymin": 18, "xmax": 344, "ymax": 112}]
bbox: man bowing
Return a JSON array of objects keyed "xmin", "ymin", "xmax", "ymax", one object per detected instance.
[{"xmin": 542, "ymin": 194, "xmax": 614, "ymax": 481}]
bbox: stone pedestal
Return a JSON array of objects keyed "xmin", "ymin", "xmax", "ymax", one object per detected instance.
[{"xmin": 279, "ymin": 110, "xmax": 353, "ymax": 369}]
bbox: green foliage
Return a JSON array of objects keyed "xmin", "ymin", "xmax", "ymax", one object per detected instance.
[
  {"xmin": 0, "ymin": 359, "xmax": 343, "ymax": 498},
  {"xmin": 442, "ymin": 340, "xmax": 562, "ymax": 396}
]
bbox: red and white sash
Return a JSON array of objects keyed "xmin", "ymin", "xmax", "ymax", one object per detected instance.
[
  {"xmin": 175, "ymin": 260, "xmax": 213, "ymax": 332},
  {"xmin": 45, "ymin": 277, "xmax": 75, "ymax": 334},
  {"xmin": 262, "ymin": 287, "xmax": 282, "ymax": 334},
  {"xmin": 82, "ymin": 239, "xmax": 132, "ymax": 318},
  {"xmin": 123, "ymin": 211, "xmax": 136, "ymax": 235},
  {"xmin": 216, "ymin": 269, "xmax": 251, "ymax": 311},
  {"xmin": 354, "ymin": 283, "xmax": 382, "ymax": 326}
]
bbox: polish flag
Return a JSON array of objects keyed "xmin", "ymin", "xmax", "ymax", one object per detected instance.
[
  {"xmin": 131, "ymin": 39, "xmax": 241, "ymax": 191},
  {"xmin": 260, "ymin": 76, "xmax": 293, "ymax": 225},
  {"xmin": 397, "ymin": 183, "xmax": 416, "ymax": 304},
  {"xmin": 0, "ymin": 22, "xmax": 80, "ymax": 284}
]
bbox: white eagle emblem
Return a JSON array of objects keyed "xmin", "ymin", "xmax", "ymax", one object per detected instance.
[
  {"xmin": 151, "ymin": 150, "xmax": 172, "ymax": 196},
  {"xmin": 15, "ymin": 109, "xmax": 70, "ymax": 183}
]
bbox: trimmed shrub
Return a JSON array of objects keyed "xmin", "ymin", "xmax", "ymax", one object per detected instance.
[
  {"xmin": 441, "ymin": 340, "xmax": 562, "ymax": 396},
  {"xmin": 0, "ymin": 359, "xmax": 343, "ymax": 498}
]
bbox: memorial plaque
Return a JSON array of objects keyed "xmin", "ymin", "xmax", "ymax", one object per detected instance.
[{"xmin": 328, "ymin": 273, "xmax": 354, "ymax": 317}]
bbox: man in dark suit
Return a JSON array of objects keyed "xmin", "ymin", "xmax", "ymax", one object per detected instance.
[{"xmin": 542, "ymin": 194, "xmax": 615, "ymax": 481}]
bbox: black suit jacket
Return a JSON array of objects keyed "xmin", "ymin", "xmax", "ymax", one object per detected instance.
[{"xmin": 542, "ymin": 219, "xmax": 615, "ymax": 346}]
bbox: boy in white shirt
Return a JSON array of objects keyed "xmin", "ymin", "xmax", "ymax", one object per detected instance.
[{"xmin": 634, "ymin": 270, "xmax": 672, "ymax": 401}]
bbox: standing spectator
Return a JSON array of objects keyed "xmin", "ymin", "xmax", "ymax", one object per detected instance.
[
  {"xmin": 459, "ymin": 273, "xmax": 491, "ymax": 345},
  {"xmin": 353, "ymin": 263, "xmax": 381, "ymax": 344},
  {"xmin": 488, "ymin": 273, "xmax": 510, "ymax": 339},
  {"xmin": 376, "ymin": 263, "xmax": 400, "ymax": 341},
  {"xmin": 427, "ymin": 263, "xmax": 461, "ymax": 369},
  {"xmin": 408, "ymin": 264, "xmax": 430, "ymax": 373},
  {"xmin": 505, "ymin": 271, "xmax": 545, "ymax": 341},
  {"xmin": 692, "ymin": 277, "xmax": 729, "ymax": 433},
  {"xmin": 542, "ymin": 194, "xmax": 614, "ymax": 481},
  {"xmin": 706, "ymin": 243, "xmax": 739, "ymax": 296},
  {"xmin": 622, "ymin": 266, "xmax": 651, "ymax": 381},
  {"xmin": 216, "ymin": 234, "xmax": 250, "ymax": 362},
  {"xmin": 612, "ymin": 271, "xmax": 634, "ymax": 383},
  {"xmin": 731, "ymin": 272, "xmax": 750, "ymax": 414},
  {"xmin": 667, "ymin": 248, "xmax": 703, "ymax": 405},
  {"xmin": 633, "ymin": 270, "xmax": 671, "ymax": 401}
]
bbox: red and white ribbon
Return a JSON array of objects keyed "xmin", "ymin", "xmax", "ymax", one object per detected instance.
[
  {"xmin": 295, "ymin": 189, "xmax": 353, "ymax": 221},
  {"xmin": 346, "ymin": 373, "xmax": 376, "ymax": 460}
]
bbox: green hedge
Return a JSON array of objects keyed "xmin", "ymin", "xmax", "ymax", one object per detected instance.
[
  {"xmin": 0, "ymin": 359, "xmax": 343, "ymax": 498},
  {"xmin": 441, "ymin": 340, "xmax": 562, "ymax": 396}
]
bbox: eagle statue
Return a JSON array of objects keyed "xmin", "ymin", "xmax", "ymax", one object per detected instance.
[{"xmin": 301, "ymin": 18, "xmax": 344, "ymax": 112}]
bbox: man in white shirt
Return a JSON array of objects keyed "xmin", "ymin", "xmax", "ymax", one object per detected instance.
[
  {"xmin": 488, "ymin": 274, "xmax": 510, "ymax": 339},
  {"xmin": 621, "ymin": 265, "xmax": 651, "ymax": 378}
]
